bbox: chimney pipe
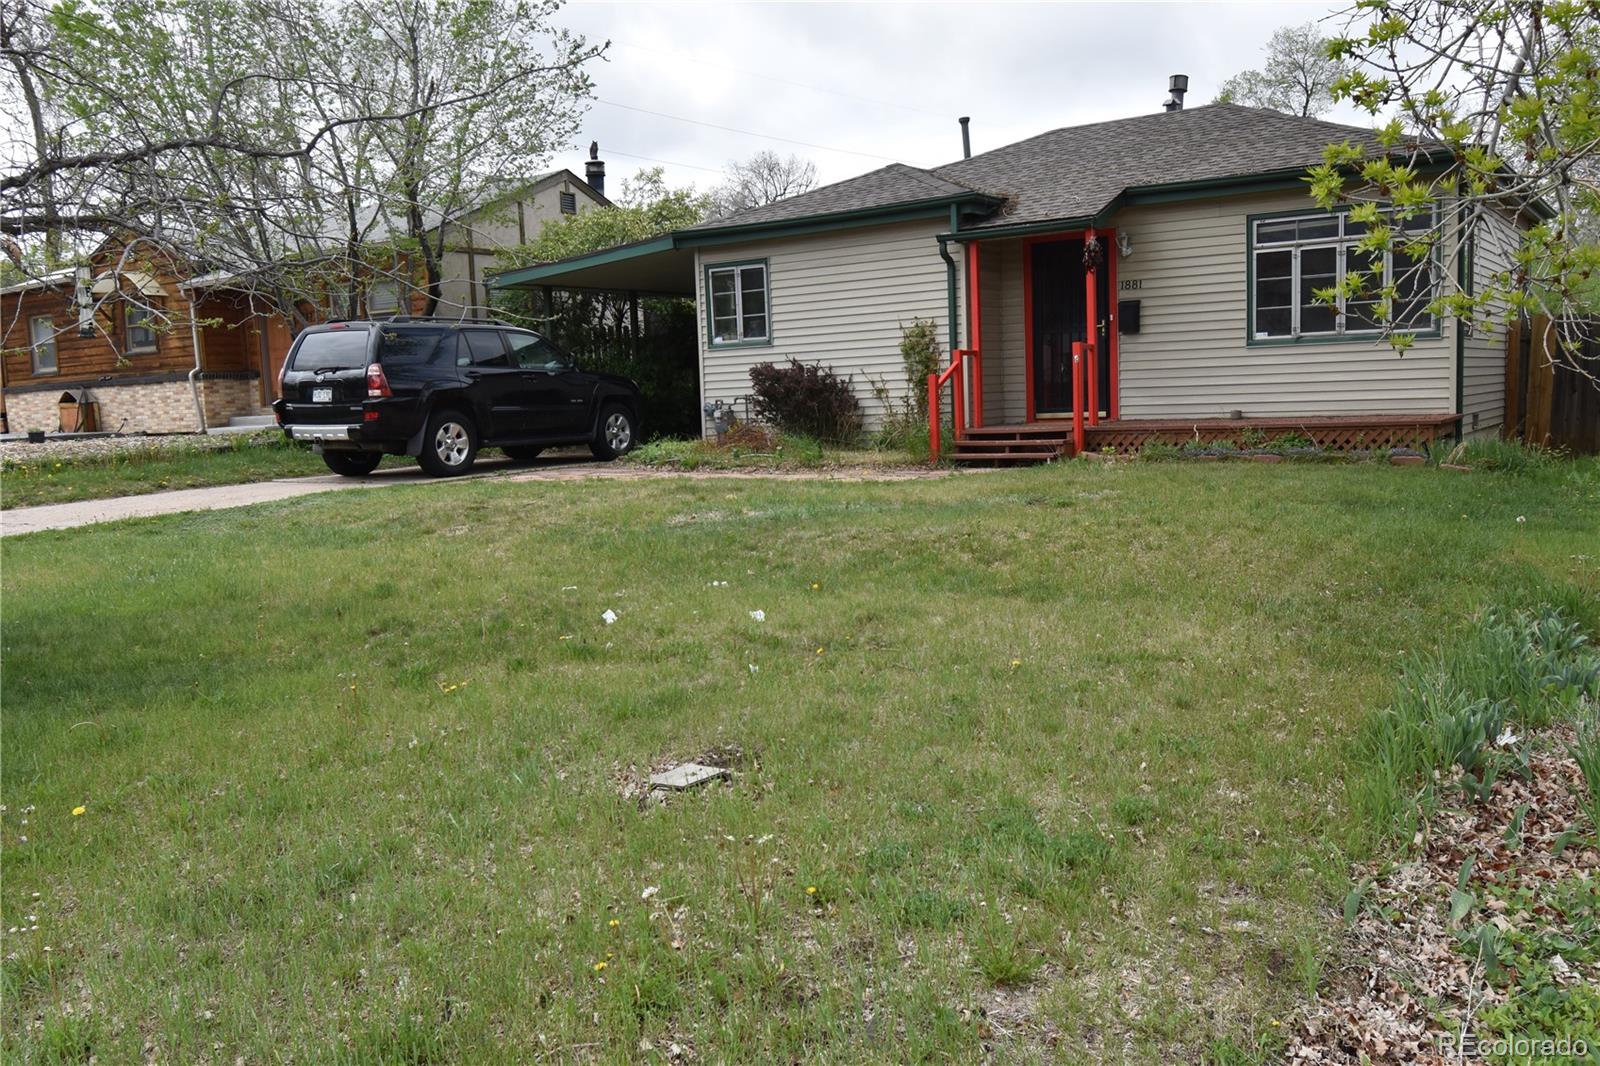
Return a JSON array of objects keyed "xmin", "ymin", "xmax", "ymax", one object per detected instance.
[
  {"xmin": 1163, "ymin": 74, "xmax": 1189, "ymax": 112},
  {"xmin": 959, "ymin": 116, "xmax": 971, "ymax": 159},
  {"xmin": 585, "ymin": 140, "xmax": 605, "ymax": 198}
]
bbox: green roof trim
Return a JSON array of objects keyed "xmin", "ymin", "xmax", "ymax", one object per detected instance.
[
  {"xmin": 488, "ymin": 192, "xmax": 1001, "ymax": 291},
  {"xmin": 487, "ymin": 235, "xmax": 677, "ymax": 289},
  {"xmin": 677, "ymin": 192, "xmax": 1000, "ymax": 244}
]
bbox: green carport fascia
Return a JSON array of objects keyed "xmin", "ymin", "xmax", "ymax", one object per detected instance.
[{"xmin": 486, "ymin": 191, "xmax": 1003, "ymax": 290}]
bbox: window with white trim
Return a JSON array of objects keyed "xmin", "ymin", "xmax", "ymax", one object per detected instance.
[
  {"xmin": 707, "ymin": 261, "xmax": 768, "ymax": 345},
  {"xmin": 1251, "ymin": 210, "xmax": 1436, "ymax": 341},
  {"xmin": 125, "ymin": 303, "xmax": 159, "ymax": 352},
  {"xmin": 29, "ymin": 315, "xmax": 58, "ymax": 374}
]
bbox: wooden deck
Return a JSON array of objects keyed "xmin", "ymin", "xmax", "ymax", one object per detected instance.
[{"xmin": 951, "ymin": 414, "xmax": 1462, "ymax": 464}]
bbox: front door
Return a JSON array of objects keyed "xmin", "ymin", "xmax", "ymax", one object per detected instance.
[{"xmin": 1030, "ymin": 239, "xmax": 1112, "ymax": 419}]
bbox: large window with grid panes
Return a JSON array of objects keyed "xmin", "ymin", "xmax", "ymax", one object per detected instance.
[
  {"xmin": 1249, "ymin": 210, "xmax": 1437, "ymax": 343},
  {"xmin": 705, "ymin": 260, "xmax": 770, "ymax": 346}
]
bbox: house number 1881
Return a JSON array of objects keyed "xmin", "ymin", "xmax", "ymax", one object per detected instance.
[{"xmin": 1119, "ymin": 279, "xmax": 1142, "ymax": 291}]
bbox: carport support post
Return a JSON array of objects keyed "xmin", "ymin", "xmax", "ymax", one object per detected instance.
[{"xmin": 629, "ymin": 291, "xmax": 641, "ymax": 362}]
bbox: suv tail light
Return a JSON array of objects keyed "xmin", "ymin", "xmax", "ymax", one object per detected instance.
[{"xmin": 366, "ymin": 362, "xmax": 392, "ymax": 398}]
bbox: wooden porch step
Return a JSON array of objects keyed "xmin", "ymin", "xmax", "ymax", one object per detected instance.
[
  {"xmin": 959, "ymin": 423, "xmax": 1075, "ymax": 440},
  {"xmin": 951, "ymin": 431, "xmax": 1072, "ymax": 465}
]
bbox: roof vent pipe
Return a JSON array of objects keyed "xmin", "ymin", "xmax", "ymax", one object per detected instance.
[
  {"xmin": 958, "ymin": 116, "xmax": 971, "ymax": 159},
  {"xmin": 1163, "ymin": 74, "xmax": 1189, "ymax": 112},
  {"xmin": 585, "ymin": 140, "xmax": 605, "ymax": 197}
]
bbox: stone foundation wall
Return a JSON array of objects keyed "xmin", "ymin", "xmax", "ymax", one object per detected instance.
[
  {"xmin": 199, "ymin": 378, "xmax": 270, "ymax": 426},
  {"xmin": 4, "ymin": 375, "xmax": 270, "ymax": 434}
]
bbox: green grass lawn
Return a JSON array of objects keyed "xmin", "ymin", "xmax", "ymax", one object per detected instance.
[
  {"xmin": 3, "ymin": 459, "xmax": 1597, "ymax": 1063},
  {"xmin": 0, "ymin": 434, "xmax": 409, "ymax": 510}
]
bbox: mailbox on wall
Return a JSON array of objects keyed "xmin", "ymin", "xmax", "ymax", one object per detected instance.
[{"xmin": 1118, "ymin": 299, "xmax": 1141, "ymax": 335}]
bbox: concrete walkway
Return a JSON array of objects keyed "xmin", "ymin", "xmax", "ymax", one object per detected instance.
[{"xmin": 2, "ymin": 458, "xmax": 948, "ymax": 536}]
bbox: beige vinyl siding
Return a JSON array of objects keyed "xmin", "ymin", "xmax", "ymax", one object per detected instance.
[
  {"xmin": 977, "ymin": 239, "xmax": 1023, "ymax": 423},
  {"xmin": 695, "ymin": 219, "xmax": 956, "ymax": 434},
  {"xmin": 1460, "ymin": 210, "xmax": 1519, "ymax": 437},
  {"xmin": 1103, "ymin": 189, "xmax": 1457, "ymax": 418}
]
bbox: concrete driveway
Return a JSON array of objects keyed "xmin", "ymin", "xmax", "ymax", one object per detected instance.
[{"xmin": 1, "ymin": 455, "xmax": 947, "ymax": 536}]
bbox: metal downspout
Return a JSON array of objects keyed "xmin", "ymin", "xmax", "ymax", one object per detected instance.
[
  {"xmin": 939, "ymin": 204, "xmax": 960, "ymax": 355},
  {"xmin": 186, "ymin": 290, "xmax": 207, "ymax": 432}
]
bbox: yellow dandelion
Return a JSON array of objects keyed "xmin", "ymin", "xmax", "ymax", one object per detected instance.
[
  {"xmin": 810, "ymin": 583, "xmax": 820, "ymax": 590},
  {"xmin": 1010, "ymin": 659, "xmax": 1021, "ymax": 668},
  {"xmin": 805, "ymin": 885, "xmax": 817, "ymax": 896},
  {"xmin": 593, "ymin": 961, "xmax": 607, "ymax": 972},
  {"xmin": 71, "ymin": 806, "xmax": 86, "ymax": 817},
  {"xmin": 816, "ymin": 647, "xmax": 825, "ymax": 655},
  {"xmin": 606, "ymin": 951, "xmax": 615, "ymax": 958},
  {"xmin": 608, "ymin": 918, "xmax": 620, "ymax": 928}
]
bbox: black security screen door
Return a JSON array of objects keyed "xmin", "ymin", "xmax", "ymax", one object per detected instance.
[{"xmin": 1030, "ymin": 240, "xmax": 1112, "ymax": 418}]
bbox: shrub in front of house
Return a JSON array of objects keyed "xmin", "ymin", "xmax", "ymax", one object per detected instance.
[{"xmin": 748, "ymin": 358, "xmax": 863, "ymax": 444}]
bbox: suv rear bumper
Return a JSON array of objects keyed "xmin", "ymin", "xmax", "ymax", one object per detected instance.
[{"xmin": 288, "ymin": 424, "xmax": 361, "ymax": 443}]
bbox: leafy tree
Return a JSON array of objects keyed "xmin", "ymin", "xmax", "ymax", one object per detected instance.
[
  {"xmin": 1217, "ymin": 23, "xmax": 1351, "ymax": 118},
  {"xmin": 501, "ymin": 168, "xmax": 708, "ymax": 267},
  {"xmin": 710, "ymin": 150, "xmax": 817, "ymax": 219},
  {"xmin": 494, "ymin": 168, "xmax": 711, "ymax": 437},
  {"xmin": 1, "ymin": 0, "xmax": 601, "ymax": 331},
  {"xmin": 1308, "ymin": 0, "xmax": 1600, "ymax": 378}
]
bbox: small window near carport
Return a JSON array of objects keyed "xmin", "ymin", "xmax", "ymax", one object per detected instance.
[
  {"xmin": 706, "ymin": 261, "xmax": 769, "ymax": 346},
  {"xmin": 559, "ymin": 191, "xmax": 577, "ymax": 215}
]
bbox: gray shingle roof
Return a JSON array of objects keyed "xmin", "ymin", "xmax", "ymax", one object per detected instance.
[
  {"xmin": 937, "ymin": 103, "xmax": 1397, "ymax": 230},
  {"xmin": 683, "ymin": 104, "xmax": 1414, "ymax": 236},
  {"xmin": 684, "ymin": 163, "xmax": 982, "ymax": 232}
]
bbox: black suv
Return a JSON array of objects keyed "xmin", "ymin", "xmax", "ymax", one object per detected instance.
[{"xmin": 273, "ymin": 319, "xmax": 643, "ymax": 477}]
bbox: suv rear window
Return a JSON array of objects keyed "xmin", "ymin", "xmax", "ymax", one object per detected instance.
[
  {"xmin": 376, "ymin": 326, "xmax": 453, "ymax": 367},
  {"xmin": 290, "ymin": 329, "xmax": 371, "ymax": 370}
]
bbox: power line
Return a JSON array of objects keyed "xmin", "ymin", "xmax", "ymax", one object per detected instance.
[
  {"xmin": 598, "ymin": 147, "xmax": 726, "ymax": 176},
  {"xmin": 593, "ymin": 98, "xmax": 910, "ymax": 164}
]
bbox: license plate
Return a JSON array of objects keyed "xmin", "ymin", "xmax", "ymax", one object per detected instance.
[{"xmin": 312, "ymin": 387, "xmax": 333, "ymax": 403}]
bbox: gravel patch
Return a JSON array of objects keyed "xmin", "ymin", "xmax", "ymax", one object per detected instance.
[{"xmin": 0, "ymin": 432, "xmax": 279, "ymax": 464}]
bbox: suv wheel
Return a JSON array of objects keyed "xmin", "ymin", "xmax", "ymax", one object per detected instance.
[
  {"xmin": 418, "ymin": 409, "xmax": 478, "ymax": 476},
  {"xmin": 323, "ymin": 450, "xmax": 382, "ymax": 477},
  {"xmin": 591, "ymin": 404, "xmax": 637, "ymax": 460},
  {"xmin": 503, "ymin": 445, "xmax": 543, "ymax": 463}
]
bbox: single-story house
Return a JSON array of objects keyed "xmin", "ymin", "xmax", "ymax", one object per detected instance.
[
  {"xmin": 491, "ymin": 85, "xmax": 1526, "ymax": 459},
  {"xmin": 1, "ymin": 159, "xmax": 608, "ymax": 435}
]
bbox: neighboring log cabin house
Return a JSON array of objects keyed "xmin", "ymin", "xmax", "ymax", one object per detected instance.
[{"xmin": 1, "ymin": 163, "xmax": 607, "ymax": 435}]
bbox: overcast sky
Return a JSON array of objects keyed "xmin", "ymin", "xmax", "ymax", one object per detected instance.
[{"xmin": 553, "ymin": 0, "xmax": 1370, "ymax": 198}]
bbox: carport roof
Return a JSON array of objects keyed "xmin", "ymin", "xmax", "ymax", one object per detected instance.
[{"xmin": 487, "ymin": 235, "xmax": 696, "ymax": 297}]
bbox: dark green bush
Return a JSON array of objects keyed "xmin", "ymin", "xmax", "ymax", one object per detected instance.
[{"xmin": 748, "ymin": 358, "xmax": 863, "ymax": 444}]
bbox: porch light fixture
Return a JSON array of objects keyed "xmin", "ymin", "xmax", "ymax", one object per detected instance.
[{"xmin": 1116, "ymin": 231, "xmax": 1133, "ymax": 258}]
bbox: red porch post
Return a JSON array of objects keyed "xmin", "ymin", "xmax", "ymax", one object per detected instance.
[
  {"xmin": 966, "ymin": 241, "xmax": 983, "ymax": 428},
  {"xmin": 1071, "ymin": 341, "xmax": 1086, "ymax": 454},
  {"xmin": 1084, "ymin": 228, "xmax": 1099, "ymax": 427}
]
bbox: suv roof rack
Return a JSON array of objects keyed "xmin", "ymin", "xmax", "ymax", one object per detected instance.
[{"xmin": 369, "ymin": 314, "xmax": 524, "ymax": 328}]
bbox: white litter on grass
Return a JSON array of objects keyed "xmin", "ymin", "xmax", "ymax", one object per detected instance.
[
  {"xmin": 748, "ymin": 609, "xmax": 765, "ymax": 622},
  {"xmin": 1497, "ymin": 726, "xmax": 1521, "ymax": 747},
  {"xmin": 641, "ymin": 885, "xmax": 659, "ymax": 900},
  {"xmin": 708, "ymin": 580, "xmax": 729, "ymax": 587},
  {"xmin": 748, "ymin": 664, "xmax": 759, "ymax": 675},
  {"xmin": 601, "ymin": 609, "xmax": 618, "ymax": 625},
  {"xmin": 561, "ymin": 585, "xmax": 578, "ymax": 591},
  {"xmin": 649, "ymin": 762, "xmax": 729, "ymax": 790}
]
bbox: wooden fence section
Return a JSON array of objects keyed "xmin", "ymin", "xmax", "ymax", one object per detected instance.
[{"xmin": 1504, "ymin": 316, "xmax": 1600, "ymax": 454}]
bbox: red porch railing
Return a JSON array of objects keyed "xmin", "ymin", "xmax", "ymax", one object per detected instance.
[
  {"xmin": 927, "ymin": 241, "xmax": 986, "ymax": 462},
  {"xmin": 927, "ymin": 348, "xmax": 983, "ymax": 460}
]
